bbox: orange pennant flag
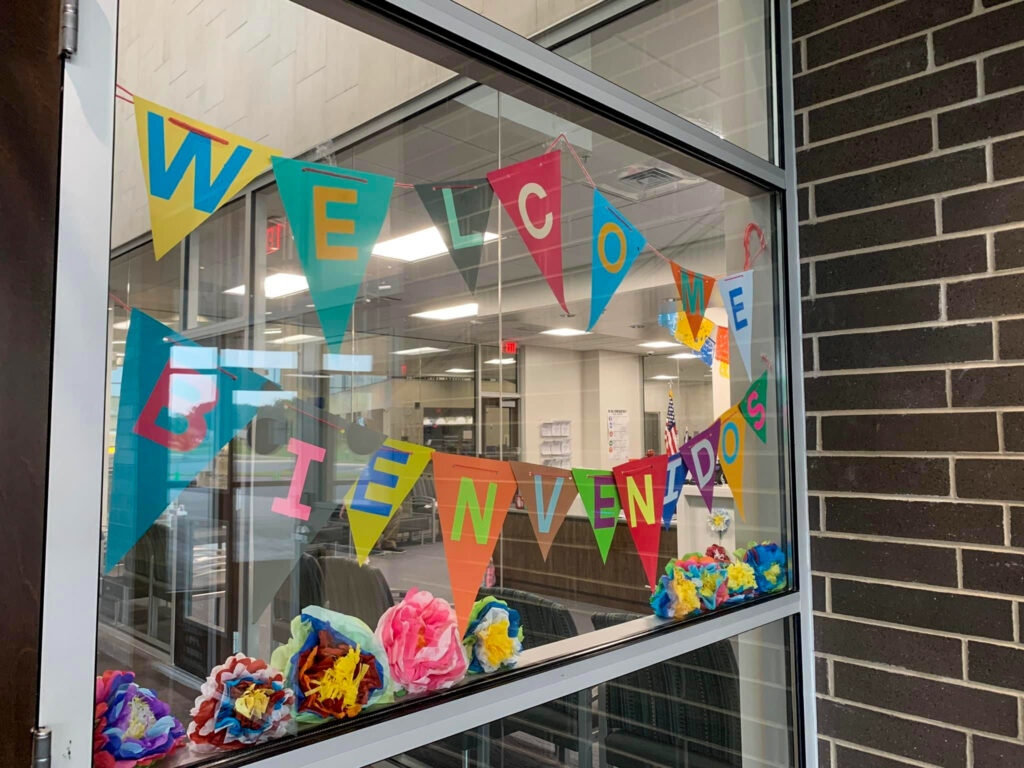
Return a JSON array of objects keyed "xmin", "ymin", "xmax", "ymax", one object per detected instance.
[
  {"xmin": 433, "ymin": 453, "xmax": 517, "ymax": 635},
  {"xmin": 718, "ymin": 406, "xmax": 747, "ymax": 521},
  {"xmin": 671, "ymin": 263, "xmax": 717, "ymax": 340}
]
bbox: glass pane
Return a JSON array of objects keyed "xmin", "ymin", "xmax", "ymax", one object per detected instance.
[
  {"xmin": 370, "ymin": 617, "xmax": 799, "ymax": 768},
  {"xmin": 96, "ymin": 1, "xmax": 789, "ymax": 766}
]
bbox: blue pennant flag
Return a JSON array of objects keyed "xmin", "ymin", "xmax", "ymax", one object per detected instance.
[
  {"xmin": 106, "ymin": 309, "xmax": 279, "ymax": 572},
  {"xmin": 588, "ymin": 189, "xmax": 646, "ymax": 330},
  {"xmin": 662, "ymin": 451, "xmax": 688, "ymax": 529},
  {"xmin": 272, "ymin": 158, "xmax": 394, "ymax": 351}
]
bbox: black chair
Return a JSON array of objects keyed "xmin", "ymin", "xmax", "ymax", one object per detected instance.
[
  {"xmin": 480, "ymin": 587, "xmax": 593, "ymax": 767},
  {"xmin": 592, "ymin": 613, "xmax": 742, "ymax": 768},
  {"xmin": 319, "ymin": 555, "xmax": 395, "ymax": 627},
  {"xmin": 271, "ymin": 552, "xmax": 325, "ymax": 645}
]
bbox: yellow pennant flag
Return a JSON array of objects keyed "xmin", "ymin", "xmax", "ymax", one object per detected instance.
[
  {"xmin": 674, "ymin": 312, "xmax": 715, "ymax": 351},
  {"xmin": 718, "ymin": 406, "xmax": 747, "ymax": 521},
  {"xmin": 343, "ymin": 439, "xmax": 435, "ymax": 564},
  {"xmin": 134, "ymin": 96, "xmax": 279, "ymax": 259}
]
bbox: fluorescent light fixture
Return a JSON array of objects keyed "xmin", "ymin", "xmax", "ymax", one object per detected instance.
[
  {"xmin": 410, "ymin": 302, "xmax": 479, "ymax": 321},
  {"xmin": 394, "ymin": 346, "xmax": 447, "ymax": 356},
  {"xmin": 650, "ymin": 374, "xmax": 678, "ymax": 380},
  {"xmin": 270, "ymin": 333, "xmax": 321, "ymax": 345},
  {"xmin": 668, "ymin": 351, "xmax": 697, "ymax": 359},
  {"xmin": 111, "ymin": 340, "xmax": 125, "ymax": 345},
  {"xmin": 373, "ymin": 226, "xmax": 498, "ymax": 262},
  {"xmin": 322, "ymin": 353, "xmax": 374, "ymax": 372},
  {"xmin": 223, "ymin": 273, "xmax": 309, "ymax": 299},
  {"xmin": 639, "ymin": 341, "xmax": 681, "ymax": 349},
  {"xmin": 264, "ymin": 328, "xmax": 282, "ymax": 335},
  {"xmin": 445, "ymin": 368, "xmax": 474, "ymax": 374},
  {"xmin": 541, "ymin": 328, "xmax": 589, "ymax": 337},
  {"xmin": 485, "ymin": 358, "xmax": 515, "ymax": 365},
  {"xmin": 112, "ymin": 320, "xmax": 131, "ymax": 330},
  {"xmin": 220, "ymin": 349, "xmax": 297, "ymax": 369}
]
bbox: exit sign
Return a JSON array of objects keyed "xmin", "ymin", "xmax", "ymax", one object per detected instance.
[{"xmin": 503, "ymin": 340, "xmax": 518, "ymax": 354}]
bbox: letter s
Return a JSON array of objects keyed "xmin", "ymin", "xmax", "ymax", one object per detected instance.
[{"xmin": 746, "ymin": 391, "xmax": 766, "ymax": 431}]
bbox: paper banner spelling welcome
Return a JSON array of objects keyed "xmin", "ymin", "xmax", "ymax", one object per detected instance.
[
  {"xmin": 273, "ymin": 158, "xmax": 394, "ymax": 351},
  {"xmin": 572, "ymin": 468, "xmax": 621, "ymax": 564},
  {"xmin": 135, "ymin": 96, "xmax": 279, "ymax": 260},
  {"xmin": 588, "ymin": 189, "xmax": 646, "ymax": 330},
  {"xmin": 612, "ymin": 455, "xmax": 666, "ymax": 592},
  {"xmin": 434, "ymin": 453, "xmax": 517, "ymax": 634},
  {"xmin": 487, "ymin": 151, "xmax": 568, "ymax": 312},
  {"xmin": 414, "ymin": 179, "xmax": 495, "ymax": 293},
  {"xmin": 721, "ymin": 269, "xmax": 754, "ymax": 378},
  {"xmin": 106, "ymin": 309, "xmax": 275, "ymax": 572},
  {"xmin": 345, "ymin": 439, "xmax": 435, "ymax": 564},
  {"xmin": 510, "ymin": 462, "xmax": 577, "ymax": 561},
  {"xmin": 672, "ymin": 264, "xmax": 716, "ymax": 341}
]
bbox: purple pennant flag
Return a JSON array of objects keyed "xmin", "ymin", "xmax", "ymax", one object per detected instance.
[{"xmin": 681, "ymin": 420, "xmax": 722, "ymax": 512}]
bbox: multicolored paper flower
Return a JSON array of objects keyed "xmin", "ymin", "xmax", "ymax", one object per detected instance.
[
  {"xmin": 187, "ymin": 653, "xmax": 295, "ymax": 751},
  {"xmin": 742, "ymin": 542, "xmax": 788, "ymax": 593},
  {"xmin": 271, "ymin": 606, "xmax": 393, "ymax": 723},
  {"xmin": 706, "ymin": 544, "xmax": 730, "ymax": 563},
  {"xmin": 462, "ymin": 596, "xmax": 523, "ymax": 674},
  {"xmin": 651, "ymin": 558, "xmax": 703, "ymax": 619},
  {"xmin": 726, "ymin": 561, "xmax": 757, "ymax": 601},
  {"xmin": 375, "ymin": 588, "xmax": 468, "ymax": 695},
  {"xmin": 707, "ymin": 507, "xmax": 732, "ymax": 535},
  {"xmin": 94, "ymin": 670, "xmax": 186, "ymax": 767}
]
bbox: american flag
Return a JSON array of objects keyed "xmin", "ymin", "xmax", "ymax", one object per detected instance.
[{"xmin": 664, "ymin": 389, "xmax": 679, "ymax": 454}]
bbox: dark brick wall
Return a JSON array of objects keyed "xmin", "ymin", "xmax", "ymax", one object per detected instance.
[{"xmin": 794, "ymin": 0, "xmax": 1024, "ymax": 765}]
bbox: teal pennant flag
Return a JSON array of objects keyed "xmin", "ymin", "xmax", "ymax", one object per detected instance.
[
  {"xmin": 587, "ymin": 189, "xmax": 646, "ymax": 330},
  {"xmin": 272, "ymin": 158, "xmax": 394, "ymax": 350},
  {"xmin": 106, "ymin": 309, "xmax": 279, "ymax": 572}
]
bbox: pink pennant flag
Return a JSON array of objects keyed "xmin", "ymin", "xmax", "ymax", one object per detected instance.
[
  {"xmin": 487, "ymin": 151, "xmax": 567, "ymax": 312},
  {"xmin": 681, "ymin": 420, "xmax": 722, "ymax": 512}
]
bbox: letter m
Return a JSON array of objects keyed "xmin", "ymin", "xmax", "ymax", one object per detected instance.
[
  {"xmin": 147, "ymin": 111, "xmax": 252, "ymax": 214},
  {"xmin": 681, "ymin": 273, "xmax": 705, "ymax": 315},
  {"xmin": 450, "ymin": 476, "xmax": 497, "ymax": 544}
]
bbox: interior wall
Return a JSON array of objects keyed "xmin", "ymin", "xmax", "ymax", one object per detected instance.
[{"xmin": 522, "ymin": 344, "xmax": 585, "ymax": 466}]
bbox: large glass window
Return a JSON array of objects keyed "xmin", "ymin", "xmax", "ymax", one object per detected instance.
[{"xmin": 93, "ymin": 1, "xmax": 793, "ymax": 767}]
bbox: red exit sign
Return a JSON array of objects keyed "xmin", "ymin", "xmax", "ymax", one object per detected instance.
[
  {"xmin": 266, "ymin": 222, "xmax": 283, "ymax": 253},
  {"xmin": 503, "ymin": 340, "xmax": 518, "ymax": 354}
]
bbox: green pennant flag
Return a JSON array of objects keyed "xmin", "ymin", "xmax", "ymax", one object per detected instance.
[
  {"xmin": 571, "ymin": 467, "xmax": 621, "ymax": 564},
  {"xmin": 739, "ymin": 370, "xmax": 769, "ymax": 443}
]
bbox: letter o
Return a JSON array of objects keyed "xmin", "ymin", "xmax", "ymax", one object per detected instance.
[
  {"xmin": 598, "ymin": 222, "xmax": 627, "ymax": 273},
  {"xmin": 518, "ymin": 182, "xmax": 552, "ymax": 240},
  {"xmin": 722, "ymin": 421, "xmax": 740, "ymax": 464}
]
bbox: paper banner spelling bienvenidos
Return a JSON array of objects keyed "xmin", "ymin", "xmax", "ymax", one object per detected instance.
[
  {"xmin": 414, "ymin": 179, "xmax": 495, "ymax": 293},
  {"xmin": 681, "ymin": 420, "xmax": 722, "ymax": 513},
  {"xmin": 721, "ymin": 269, "xmax": 754, "ymax": 378},
  {"xmin": 272, "ymin": 158, "xmax": 394, "ymax": 351},
  {"xmin": 134, "ymin": 96, "xmax": 279, "ymax": 260},
  {"xmin": 718, "ymin": 406, "xmax": 747, "ymax": 521},
  {"xmin": 345, "ymin": 439, "xmax": 435, "ymax": 564},
  {"xmin": 433, "ymin": 453, "xmax": 517, "ymax": 635},
  {"xmin": 510, "ymin": 462, "xmax": 577, "ymax": 561},
  {"xmin": 671, "ymin": 264, "xmax": 716, "ymax": 340},
  {"xmin": 588, "ymin": 189, "xmax": 646, "ymax": 330},
  {"xmin": 740, "ymin": 371, "xmax": 769, "ymax": 443},
  {"xmin": 106, "ymin": 309, "xmax": 277, "ymax": 572},
  {"xmin": 662, "ymin": 452, "xmax": 688, "ymax": 530},
  {"xmin": 571, "ymin": 468, "xmax": 621, "ymax": 564},
  {"xmin": 612, "ymin": 455, "xmax": 666, "ymax": 592},
  {"xmin": 487, "ymin": 151, "xmax": 568, "ymax": 312}
]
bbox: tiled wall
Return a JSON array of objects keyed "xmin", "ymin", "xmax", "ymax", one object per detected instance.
[{"xmin": 794, "ymin": 0, "xmax": 1024, "ymax": 765}]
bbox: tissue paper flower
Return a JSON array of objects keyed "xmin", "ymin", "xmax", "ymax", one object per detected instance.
[
  {"xmin": 94, "ymin": 670, "xmax": 186, "ymax": 767},
  {"xmin": 706, "ymin": 544, "xmax": 730, "ymax": 564},
  {"xmin": 742, "ymin": 542, "xmax": 788, "ymax": 594},
  {"xmin": 375, "ymin": 588, "xmax": 468, "ymax": 694},
  {"xmin": 694, "ymin": 561, "xmax": 729, "ymax": 611},
  {"xmin": 726, "ymin": 561, "xmax": 757, "ymax": 601},
  {"xmin": 707, "ymin": 508, "xmax": 731, "ymax": 534},
  {"xmin": 187, "ymin": 653, "xmax": 294, "ymax": 751},
  {"xmin": 651, "ymin": 559, "xmax": 702, "ymax": 620},
  {"xmin": 462, "ymin": 596, "xmax": 523, "ymax": 674},
  {"xmin": 271, "ymin": 606, "xmax": 393, "ymax": 723}
]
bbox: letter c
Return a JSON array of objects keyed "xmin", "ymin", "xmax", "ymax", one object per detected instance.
[{"xmin": 518, "ymin": 182, "xmax": 552, "ymax": 240}]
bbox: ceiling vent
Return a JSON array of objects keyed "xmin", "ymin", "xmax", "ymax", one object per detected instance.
[
  {"xmin": 604, "ymin": 164, "xmax": 701, "ymax": 201},
  {"xmin": 619, "ymin": 166, "xmax": 684, "ymax": 191}
]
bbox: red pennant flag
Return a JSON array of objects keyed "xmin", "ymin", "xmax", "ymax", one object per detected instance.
[
  {"xmin": 487, "ymin": 151, "xmax": 567, "ymax": 312},
  {"xmin": 612, "ymin": 454, "xmax": 667, "ymax": 593},
  {"xmin": 671, "ymin": 263, "xmax": 717, "ymax": 340},
  {"xmin": 433, "ymin": 453, "xmax": 517, "ymax": 635}
]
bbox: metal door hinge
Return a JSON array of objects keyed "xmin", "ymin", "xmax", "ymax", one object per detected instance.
[
  {"xmin": 59, "ymin": 0, "xmax": 79, "ymax": 58},
  {"xmin": 32, "ymin": 727, "xmax": 51, "ymax": 768}
]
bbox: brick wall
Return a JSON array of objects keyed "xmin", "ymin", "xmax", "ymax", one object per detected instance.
[{"xmin": 793, "ymin": 0, "xmax": 1024, "ymax": 766}]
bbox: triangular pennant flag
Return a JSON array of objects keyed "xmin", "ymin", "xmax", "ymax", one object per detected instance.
[
  {"xmin": 487, "ymin": 151, "xmax": 567, "ymax": 311},
  {"xmin": 510, "ymin": 462, "xmax": 577, "ymax": 561},
  {"xmin": 674, "ymin": 312, "xmax": 715, "ymax": 351},
  {"xmin": 587, "ymin": 189, "xmax": 646, "ymax": 330},
  {"xmin": 433, "ymin": 453, "xmax": 517, "ymax": 635},
  {"xmin": 571, "ymin": 468, "xmax": 621, "ymax": 564},
  {"xmin": 344, "ymin": 439, "xmax": 435, "ymax": 564},
  {"xmin": 106, "ymin": 309, "xmax": 276, "ymax": 572},
  {"xmin": 414, "ymin": 179, "xmax": 494, "ymax": 293},
  {"xmin": 671, "ymin": 263, "xmax": 716, "ymax": 340},
  {"xmin": 721, "ymin": 269, "xmax": 754, "ymax": 378},
  {"xmin": 681, "ymin": 420, "xmax": 722, "ymax": 513},
  {"xmin": 718, "ymin": 407, "xmax": 747, "ymax": 521},
  {"xmin": 715, "ymin": 325, "xmax": 729, "ymax": 363},
  {"xmin": 662, "ymin": 452, "xmax": 688, "ymax": 530},
  {"xmin": 134, "ymin": 96, "xmax": 279, "ymax": 260},
  {"xmin": 740, "ymin": 371, "xmax": 769, "ymax": 443},
  {"xmin": 612, "ymin": 455, "xmax": 667, "ymax": 592},
  {"xmin": 272, "ymin": 157, "xmax": 394, "ymax": 351}
]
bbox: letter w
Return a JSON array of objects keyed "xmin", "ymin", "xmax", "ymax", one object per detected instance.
[
  {"xmin": 451, "ymin": 477, "xmax": 497, "ymax": 544},
  {"xmin": 148, "ymin": 111, "xmax": 252, "ymax": 214}
]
